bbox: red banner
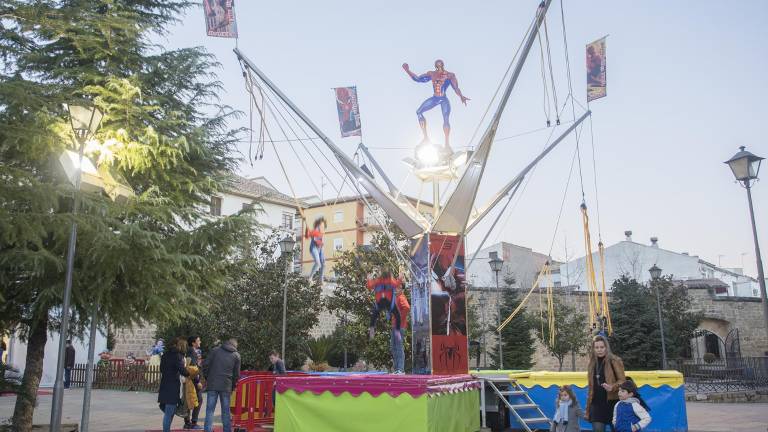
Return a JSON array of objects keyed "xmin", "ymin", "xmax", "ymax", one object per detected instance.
[
  {"xmin": 586, "ymin": 37, "xmax": 607, "ymax": 102},
  {"xmin": 204, "ymin": 0, "xmax": 238, "ymax": 38},
  {"xmin": 333, "ymin": 86, "xmax": 362, "ymax": 138}
]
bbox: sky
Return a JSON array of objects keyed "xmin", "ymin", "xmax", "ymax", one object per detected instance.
[{"xmin": 158, "ymin": 1, "xmax": 767, "ymax": 279}]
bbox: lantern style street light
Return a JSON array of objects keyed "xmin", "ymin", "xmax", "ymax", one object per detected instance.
[
  {"xmin": 488, "ymin": 252, "xmax": 504, "ymax": 370},
  {"xmin": 50, "ymin": 104, "xmax": 103, "ymax": 432},
  {"xmin": 279, "ymin": 235, "xmax": 296, "ymax": 362},
  {"xmin": 725, "ymin": 146, "xmax": 767, "ymax": 346}
]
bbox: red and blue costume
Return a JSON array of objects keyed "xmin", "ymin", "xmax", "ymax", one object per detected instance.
[{"xmin": 368, "ymin": 276, "xmax": 402, "ymax": 331}]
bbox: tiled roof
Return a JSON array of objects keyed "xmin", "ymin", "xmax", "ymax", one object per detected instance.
[{"xmin": 228, "ymin": 175, "xmax": 305, "ymax": 207}]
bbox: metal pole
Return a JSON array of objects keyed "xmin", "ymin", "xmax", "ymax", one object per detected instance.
[
  {"xmin": 433, "ymin": 179, "xmax": 440, "ymax": 219},
  {"xmin": 281, "ymin": 253, "xmax": 290, "ymax": 361},
  {"xmin": 653, "ymin": 279, "xmax": 668, "ymax": 370},
  {"xmin": 80, "ymin": 301, "xmax": 99, "ymax": 432},
  {"xmin": 496, "ymin": 271, "xmax": 503, "ymax": 370},
  {"xmin": 50, "ymin": 136, "xmax": 86, "ymax": 431},
  {"xmin": 745, "ymin": 183, "xmax": 768, "ymax": 345}
]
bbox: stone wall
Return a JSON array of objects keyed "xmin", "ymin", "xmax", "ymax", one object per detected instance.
[{"xmin": 112, "ymin": 322, "xmax": 157, "ymax": 359}]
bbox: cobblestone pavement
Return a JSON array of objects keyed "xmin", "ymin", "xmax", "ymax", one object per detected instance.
[{"xmin": 2, "ymin": 390, "xmax": 767, "ymax": 431}]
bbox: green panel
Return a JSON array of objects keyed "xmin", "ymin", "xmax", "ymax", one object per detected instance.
[
  {"xmin": 426, "ymin": 390, "xmax": 480, "ymax": 432},
  {"xmin": 275, "ymin": 390, "xmax": 428, "ymax": 432}
]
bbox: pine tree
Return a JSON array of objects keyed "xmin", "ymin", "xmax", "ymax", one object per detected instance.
[
  {"xmin": 0, "ymin": 2, "xmax": 251, "ymax": 429},
  {"xmin": 489, "ymin": 288, "xmax": 536, "ymax": 370},
  {"xmin": 609, "ymin": 276, "xmax": 661, "ymax": 369}
]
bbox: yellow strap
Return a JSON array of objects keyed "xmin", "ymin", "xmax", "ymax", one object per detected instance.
[
  {"xmin": 497, "ymin": 262, "xmax": 549, "ymax": 333},
  {"xmin": 598, "ymin": 241, "xmax": 613, "ymax": 335}
]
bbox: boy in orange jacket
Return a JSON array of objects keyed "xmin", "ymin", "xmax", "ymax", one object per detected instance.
[{"xmin": 367, "ymin": 270, "xmax": 402, "ymax": 341}]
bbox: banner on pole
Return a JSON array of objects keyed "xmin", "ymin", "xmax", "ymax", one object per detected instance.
[
  {"xmin": 586, "ymin": 37, "xmax": 607, "ymax": 102},
  {"xmin": 204, "ymin": 0, "xmax": 238, "ymax": 38},
  {"xmin": 333, "ymin": 86, "xmax": 362, "ymax": 138}
]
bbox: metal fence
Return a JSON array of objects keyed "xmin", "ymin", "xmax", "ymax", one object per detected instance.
[
  {"xmin": 70, "ymin": 362, "xmax": 161, "ymax": 392},
  {"xmin": 669, "ymin": 356, "xmax": 768, "ymax": 393}
]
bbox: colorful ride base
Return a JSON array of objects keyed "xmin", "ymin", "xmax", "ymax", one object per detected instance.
[
  {"xmin": 506, "ymin": 370, "xmax": 688, "ymax": 432},
  {"xmin": 274, "ymin": 373, "xmax": 481, "ymax": 432}
]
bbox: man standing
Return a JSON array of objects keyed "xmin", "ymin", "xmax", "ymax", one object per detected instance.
[
  {"xmin": 403, "ymin": 60, "xmax": 470, "ymax": 150},
  {"xmin": 202, "ymin": 338, "xmax": 240, "ymax": 432},
  {"xmin": 391, "ymin": 286, "xmax": 411, "ymax": 374},
  {"xmin": 269, "ymin": 351, "xmax": 286, "ymax": 376},
  {"xmin": 184, "ymin": 335, "xmax": 203, "ymax": 430},
  {"xmin": 64, "ymin": 340, "xmax": 75, "ymax": 389}
]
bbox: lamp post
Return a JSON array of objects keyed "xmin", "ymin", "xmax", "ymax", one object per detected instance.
[
  {"xmin": 649, "ymin": 264, "xmax": 667, "ymax": 370},
  {"xmin": 725, "ymin": 146, "xmax": 768, "ymax": 345},
  {"xmin": 488, "ymin": 252, "xmax": 504, "ymax": 370},
  {"xmin": 50, "ymin": 104, "xmax": 103, "ymax": 432},
  {"xmin": 279, "ymin": 235, "xmax": 296, "ymax": 361}
]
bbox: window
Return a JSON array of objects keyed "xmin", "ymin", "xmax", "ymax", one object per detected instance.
[
  {"xmin": 333, "ymin": 238, "xmax": 344, "ymax": 252},
  {"xmin": 281, "ymin": 212, "xmax": 294, "ymax": 230},
  {"xmin": 334, "ymin": 210, "xmax": 344, "ymax": 223},
  {"xmin": 242, "ymin": 202, "xmax": 254, "ymax": 211},
  {"xmin": 210, "ymin": 196, "xmax": 222, "ymax": 216}
]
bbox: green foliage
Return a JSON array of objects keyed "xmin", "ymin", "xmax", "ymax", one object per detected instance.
[
  {"xmin": 489, "ymin": 288, "xmax": 536, "ymax": 370},
  {"xmin": 158, "ymin": 233, "xmax": 322, "ymax": 371},
  {"xmin": 0, "ymin": 1, "xmax": 250, "ymax": 427},
  {"xmin": 534, "ymin": 296, "xmax": 590, "ymax": 371},
  {"xmin": 305, "ymin": 335, "xmax": 334, "ymax": 364},
  {"xmin": 609, "ymin": 275, "xmax": 702, "ymax": 369},
  {"xmin": 327, "ymin": 323, "xmax": 359, "ymax": 369},
  {"xmin": 325, "ymin": 228, "xmax": 410, "ymax": 370}
]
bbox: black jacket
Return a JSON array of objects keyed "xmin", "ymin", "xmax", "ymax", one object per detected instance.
[
  {"xmin": 158, "ymin": 347, "xmax": 189, "ymax": 405},
  {"xmin": 65, "ymin": 346, "xmax": 76, "ymax": 368},
  {"xmin": 202, "ymin": 342, "xmax": 241, "ymax": 392}
]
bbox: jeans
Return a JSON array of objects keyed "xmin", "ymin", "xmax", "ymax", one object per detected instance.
[
  {"xmin": 592, "ymin": 422, "xmax": 614, "ymax": 432},
  {"xmin": 390, "ymin": 328, "xmax": 405, "ymax": 372},
  {"xmin": 162, "ymin": 403, "xmax": 176, "ymax": 432},
  {"xmin": 64, "ymin": 367, "xmax": 72, "ymax": 389},
  {"xmin": 309, "ymin": 246, "xmax": 325, "ymax": 282},
  {"xmin": 204, "ymin": 390, "xmax": 231, "ymax": 432}
]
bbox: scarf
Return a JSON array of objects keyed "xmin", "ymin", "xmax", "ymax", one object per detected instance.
[{"xmin": 554, "ymin": 400, "xmax": 571, "ymax": 423}]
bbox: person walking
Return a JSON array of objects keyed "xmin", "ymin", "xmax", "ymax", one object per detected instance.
[
  {"xmin": 202, "ymin": 338, "xmax": 241, "ymax": 432},
  {"xmin": 184, "ymin": 335, "xmax": 204, "ymax": 429},
  {"xmin": 390, "ymin": 285, "xmax": 410, "ymax": 374},
  {"xmin": 159, "ymin": 337, "xmax": 191, "ymax": 432},
  {"xmin": 586, "ymin": 335, "xmax": 626, "ymax": 432},
  {"xmin": 269, "ymin": 351, "xmax": 286, "ymax": 376},
  {"xmin": 64, "ymin": 340, "xmax": 75, "ymax": 389}
]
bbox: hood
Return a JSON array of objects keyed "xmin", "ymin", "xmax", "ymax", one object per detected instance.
[{"xmin": 222, "ymin": 342, "xmax": 237, "ymax": 352}]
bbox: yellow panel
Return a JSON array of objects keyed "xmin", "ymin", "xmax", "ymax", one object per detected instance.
[{"xmin": 509, "ymin": 370, "xmax": 684, "ymax": 388}]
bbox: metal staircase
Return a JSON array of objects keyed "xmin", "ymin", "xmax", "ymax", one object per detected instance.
[{"xmin": 479, "ymin": 376, "xmax": 549, "ymax": 432}]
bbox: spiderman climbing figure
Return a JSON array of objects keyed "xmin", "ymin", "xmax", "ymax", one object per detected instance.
[{"xmin": 403, "ymin": 60, "xmax": 470, "ymax": 151}]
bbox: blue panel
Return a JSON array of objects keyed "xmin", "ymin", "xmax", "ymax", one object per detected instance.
[{"xmin": 509, "ymin": 385, "xmax": 688, "ymax": 432}]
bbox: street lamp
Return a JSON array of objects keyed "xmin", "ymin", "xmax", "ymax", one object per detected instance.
[
  {"xmin": 478, "ymin": 293, "xmax": 488, "ymax": 368},
  {"xmin": 488, "ymin": 252, "xmax": 504, "ymax": 370},
  {"xmin": 279, "ymin": 235, "xmax": 296, "ymax": 362},
  {"xmin": 725, "ymin": 146, "xmax": 768, "ymax": 346},
  {"xmin": 50, "ymin": 103, "xmax": 103, "ymax": 432},
  {"xmin": 648, "ymin": 265, "xmax": 667, "ymax": 370}
]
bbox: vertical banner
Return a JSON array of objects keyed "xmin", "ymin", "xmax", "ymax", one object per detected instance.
[
  {"xmin": 333, "ymin": 86, "xmax": 362, "ymax": 138},
  {"xmin": 429, "ymin": 234, "xmax": 469, "ymax": 375},
  {"xmin": 410, "ymin": 235, "xmax": 431, "ymax": 374},
  {"xmin": 203, "ymin": 0, "xmax": 238, "ymax": 38},
  {"xmin": 586, "ymin": 37, "xmax": 607, "ymax": 102}
]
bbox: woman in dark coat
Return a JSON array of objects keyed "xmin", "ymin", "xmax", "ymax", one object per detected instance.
[
  {"xmin": 158, "ymin": 337, "xmax": 190, "ymax": 432},
  {"xmin": 585, "ymin": 335, "xmax": 626, "ymax": 432}
]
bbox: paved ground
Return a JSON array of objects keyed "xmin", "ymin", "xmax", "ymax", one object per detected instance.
[{"xmin": 2, "ymin": 390, "xmax": 767, "ymax": 431}]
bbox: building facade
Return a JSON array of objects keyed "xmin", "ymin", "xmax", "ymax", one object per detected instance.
[{"xmin": 558, "ymin": 231, "xmax": 760, "ymax": 297}]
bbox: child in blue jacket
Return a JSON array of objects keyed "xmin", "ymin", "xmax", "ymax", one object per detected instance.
[{"xmin": 612, "ymin": 379, "xmax": 651, "ymax": 432}]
